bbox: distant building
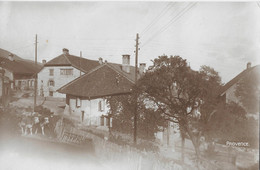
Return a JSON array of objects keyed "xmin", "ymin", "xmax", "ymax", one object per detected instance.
[
  {"xmin": 0, "ymin": 48, "xmax": 42, "ymax": 91},
  {"xmin": 218, "ymin": 62, "xmax": 260, "ymax": 115},
  {"xmin": 57, "ymin": 55, "xmax": 145, "ymax": 130},
  {"xmin": 37, "ymin": 48, "xmax": 100, "ymax": 98}
]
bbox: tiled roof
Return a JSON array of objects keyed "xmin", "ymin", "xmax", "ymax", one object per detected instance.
[
  {"xmin": 219, "ymin": 65, "xmax": 260, "ymax": 96},
  {"xmin": 0, "ymin": 48, "xmax": 42, "ymax": 75},
  {"xmin": 44, "ymin": 54, "xmax": 100, "ymax": 73},
  {"xmin": 57, "ymin": 63, "xmax": 135, "ymax": 99},
  {"xmin": 109, "ymin": 63, "xmax": 137, "ymax": 82}
]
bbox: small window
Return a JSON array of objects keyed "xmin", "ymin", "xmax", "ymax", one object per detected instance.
[
  {"xmin": 49, "ymin": 69, "xmax": 54, "ymax": 76},
  {"xmin": 60, "ymin": 69, "xmax": 73, "ymax": 75},
  {"xmin": 76, "ymin": 98, "xmax": 81, "ymax": 107},
  {"xmin": 49, "ymin": 80, "xmax": 55, "ymax": 86},
  {"xmin": 100, "ymin": 116, "xmax": 104, "ymax": 126},
  {"xmin": 98, "ymin": 100, "xmax": 104, "ymax": 112},
  {"xmin": 49, "ymin": 91, "xmax": 53, "ymax": 96},
  {"xmin": 106, "ymin": 117, "xmax": 110, "ymax": 127}
]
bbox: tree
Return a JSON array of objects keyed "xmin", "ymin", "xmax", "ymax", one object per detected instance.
[
  {"xmin": 235, "ymin": 68, "xmax": 260, "ymax": 114},
  {"xmin": 107, "ymin": 94, "xmax": 165, "ymax": 140},
  {"xmin": 136, "ymin": 55, "xmax": 222, "ymax": 163}
]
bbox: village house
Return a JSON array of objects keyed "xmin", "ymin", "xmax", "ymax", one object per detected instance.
[
  {"xmin": 0, "ymin": 48, "xmax": 42, "ymax": 91},
  {"xmin": 37, "ymin": 48, "xmax": 100, "ymax": 98},
  {"xmin": 218, "ymin": 62, "xmax": 260, "ymax": 116},
  {"xmin": 57, "ymin": 54, "xmax": 146, "ymax": 131}
]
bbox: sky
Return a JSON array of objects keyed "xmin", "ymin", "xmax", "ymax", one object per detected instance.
[{"xmin": 0, "ymin": 1, "xmax": 259, "ymax": 83}]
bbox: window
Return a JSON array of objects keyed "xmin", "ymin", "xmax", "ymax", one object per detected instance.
[
  {"xmin": 49, "ymin": 91, "xmax": 53, "ymax": 96},
  {"xmin": 106, "ymin": 117, "xmax": 110, "ymax": 127},
  {"xmin": 49, "ymin": 80, "xmax": 55, "ymax": 86},
  {"xmin": 60, "ymin": 68, "xmax": 73, "ymax": 75},
  {"xmin": 76, "ymin": 98, "xmax": 81, "ymax": 107},
  {"xmin": 100, "ymin": 116, "xmax": 104, "ymax": 126},
  {"xmin": 98, "ymin": 100, "xmax": 104, "ymax": 112},
  {"xmin": 49, "ymin": 69, "xmax": 54, "ymax": 76}
]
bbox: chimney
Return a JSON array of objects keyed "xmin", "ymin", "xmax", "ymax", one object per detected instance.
[
  {"xmin": 62, "ymin": 48, "xmax": 69, "ymax": 55},
  {"xmin": 139, "ymin": 63, "xmax": 146, "ymax": 76},
  {"xmin": 99, "ymin": 57, "xmax": 103, "ymax": 65},
  {"xmin": 42, "ymin": 59, "xmax": 46, "ymax": 64},
  {"xmin": 8, "ymin": 53, "xmax": 14, "ymax": 61},
  {"xmin": 122, "ymin": 54, "xmax": 130, "ymax": 73},
  {"xmin": 247, "ymin": 62, "xmax": 251, "ymax": 69}
]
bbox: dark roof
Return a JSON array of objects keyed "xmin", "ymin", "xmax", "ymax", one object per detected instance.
[
  {"xmin": 57, "ymin": 63, "xmax": 135, "ymax": 99},
  {"xmin": 0, "ymin": 48, "xmax": 23, "ymax": 61},
  {"xmin": 109, "ymin": 63, "xmax": 137, "ymax": 82},
  {"xmin": 44, "ymin": 54, "xmax": 100, "ymax": 73},
  {"xmin": 0, "ymin": 48, "xmax": 42, "ymax": 75},
  {"xmin": 219, "ymin": 65, "xmax": 260, "ymax": 96}
]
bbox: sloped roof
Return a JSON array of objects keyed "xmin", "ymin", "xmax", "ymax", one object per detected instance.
[
  {"xmin": 44, "ymin": 54, "xmax": 100, "ymax": 73},
  {"xmin": 57, "ymin": 63, "xmax": 135, "ymax": 99},
  {"xmin": 109, "ymin": 63, "xmax": 137, "ymax": 82},
  {"xmin": 0, "ymin": 48, "xmax": 42, "ymax": 75},
  {"xmin": 219, "ymin": 65, "xmax": 260, "ymax": 96}
]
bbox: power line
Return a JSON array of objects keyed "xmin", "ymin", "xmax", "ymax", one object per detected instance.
[
  {"xmin": 141, "ymin": 2, "xmax": 197, "ymax": 48},
  {"xmin": 141, "ymin": 2, "xmax": 196, "ymax": 48},
  {"xmin": 257, "ymin": 2, "xmax": 260, "ymax": 8},
  {"xmin": 141, "ymin": 2, "xmax": 176, "ymax": 36}
]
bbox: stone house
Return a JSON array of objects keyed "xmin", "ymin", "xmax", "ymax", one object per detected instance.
[
  {"xmin": 218, "ymin": 62, "xmax": 260, "ymax": 116},
  {"xmin": 57, "ymin": 55, "xmax": 145, "ymax": 131},
  {"xmin": 37, "ymin": 48, "xmax": 100, "ymax": 98}
]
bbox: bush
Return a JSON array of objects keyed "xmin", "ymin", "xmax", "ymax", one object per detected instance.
[{"xmin": 135, "ymin": 141, "xmax": 159, "ymax": 153}]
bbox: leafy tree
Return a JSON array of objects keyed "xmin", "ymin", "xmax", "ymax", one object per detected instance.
[
  {"xmin": 107, "ymin": 94, "xmax": 165, "ymax": 140},
  {"xmin": 235, "ymin": 68, "xmax": 260, "ymax": 114},
  {"xmin": 136, "ymin": 55, "xmax": 223, "ymax": 163},
  {"xmin": 208, "ymin": 102, "xmax": 258, "ymax": 148}
]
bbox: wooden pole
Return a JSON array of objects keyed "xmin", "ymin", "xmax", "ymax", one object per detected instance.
[
  {"xmin": 134, "ymin": 33, "xmax": 139, "ymax": 144},
  {"xmin": 34, "ymin": 34, "xmax": 38, "ymax": 111}
]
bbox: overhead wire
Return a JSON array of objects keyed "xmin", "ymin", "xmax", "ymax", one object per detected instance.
[
  {"xmin": 141, "ymin": 2, "xmax": 197, "ymax": 48},
  {"xmin": 140, "ymin": 2, "xmax": 176, "ymax": 36}
]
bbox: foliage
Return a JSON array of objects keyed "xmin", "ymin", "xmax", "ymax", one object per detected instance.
[
  {"xmin": 107, "ymin": 94, "xmax": 165, "ymax": 140},
  {"xmin": 136, "ymin": 55, "xmax": 223, "ymax": 159},
  {"xmin": 34, "ymin": 105, "xmax": 54, "ymax": 117},
  {"xmin": 235, "ymin": 68, "xmax": 260, "ymax": 114},
  {"xmin": 208, "ymin": 102, "xmax": 258, "ymax": 148}
]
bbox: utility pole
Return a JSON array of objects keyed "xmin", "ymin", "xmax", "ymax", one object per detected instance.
[
  {"xmin": 34, "ymin": 34, "xmax": 38, "ymax": 111},
  {"xmin": 134, "ymin": 33, "xmax": 139, "ymax": 144},
  {"xmin": 80, "ymin": 51, "xmax": 82, "ymax": 76}
]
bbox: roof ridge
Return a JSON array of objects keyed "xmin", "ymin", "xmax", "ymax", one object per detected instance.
[
  {"xmin": 57, "ymin": 63, "xmax": 105, "ymax": 92},
  {"xmin": 219, "ymin": 66, "xmax": 259, "ymax": 96},
  {"xmin": 65, "ymin": 54, "xmax": 99, "ymax": 73},
  {"xmin": 106, "ymin": 63, "xmax": 135, "ymax": 84},
  {"xmin": 63, "ymin": 54, "xmax": 73, "ymax": 65}
]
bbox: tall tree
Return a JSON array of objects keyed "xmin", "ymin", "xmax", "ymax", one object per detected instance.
[{"xmin": 136, "ymin": 55, "xmax": 222, "ymax": 163}]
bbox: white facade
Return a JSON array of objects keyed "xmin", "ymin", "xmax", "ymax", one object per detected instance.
[
  {"xmin": 37, "ymin": 66, "xmax": 82, "ymax": 98},
  {"xmin": 68, "ymin": 97, "xmax": 111, "ymax": 130}
]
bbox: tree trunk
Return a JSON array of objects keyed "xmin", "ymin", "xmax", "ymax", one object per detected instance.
[
  {"xmin": 186, "ymin": 126, "xmax": 201, "ymax": 170},
  {"xmin": 181, "ymin": 133, "xmax": 185, "ymax": 163}
]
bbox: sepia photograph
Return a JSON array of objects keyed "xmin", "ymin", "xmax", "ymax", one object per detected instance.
[{"xmin": 0, "ymin": 1, "xmax": 259, "ymax": 170}]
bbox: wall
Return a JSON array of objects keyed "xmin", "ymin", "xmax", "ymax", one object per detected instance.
[
  {"xmin": 225, "ymin": 84, "xmax": 240, "ymax": 104},
  {"xmin": 68, "ymin": 97, "xmax": 110, "ymax": 129},
  {"xmin": 14, "ymin": 79, "xmax": 35, "ymax": 90},
  {"xmin": 37, "ymin": 66, "xmax": 82, "ymax": 98}
]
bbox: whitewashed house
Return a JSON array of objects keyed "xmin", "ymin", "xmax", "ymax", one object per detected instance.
[
  {"xmin": 37, "ymin": 48, "xmax": 100, "ymax": 98},
  {"xmin": 58, "ymin": 55, "xmax": 146, "ymax": 130}
]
